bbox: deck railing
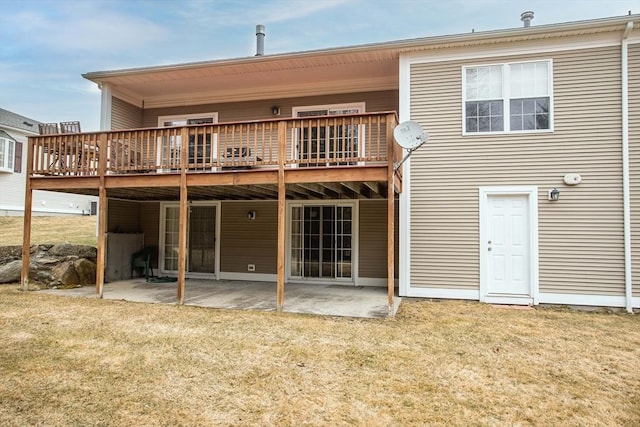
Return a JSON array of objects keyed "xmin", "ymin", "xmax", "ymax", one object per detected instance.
[{"xmin": 29, "ymin": 112, "xmax": 399, "ymax": 176}]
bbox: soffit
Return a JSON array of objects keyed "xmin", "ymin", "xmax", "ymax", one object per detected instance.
[
  {"xmin": 84, "ymin": 14, "xmax": 637, "ymax": 106},
  {"xmin": 100, "ymin": 51, "xmax": 399, "ymax": 106}
]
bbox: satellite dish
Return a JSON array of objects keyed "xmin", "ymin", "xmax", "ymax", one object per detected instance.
[
  {"xmin": 393, "ymin": 121, "xmax": 428, "ymax": 150},
  {"xmin": 392, "ymin": 121, "xmax": 429, "ymax": 171}
]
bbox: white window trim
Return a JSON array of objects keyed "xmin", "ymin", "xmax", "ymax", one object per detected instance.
[
  {"xmin": 286, "ymin": 200, "xmax": 359, "ymax": 285},
  {"xmin": 291, "ymin": 102, "xmax": 366, "ymax": 166},
  {"xmin": 478, "ymin": 186, "xmax": 539, "ymax": 305},
  {"xmin": 157, "ymin": 112, "xmax": 219, "ymax": 172},
  {"xmin": 0, "ymin": 136, "xmax": 15, "ymax": 173},
  {"xmin": 158, "ymin": 201, "xmax": 221, "ymax": 279},
  {"xmin": 157, "ymin": 112, "xmax": 219, "ymax": 127},
  {"xmin": 461, "ymin": 59, "xmax": 554, "ymax": 136}
]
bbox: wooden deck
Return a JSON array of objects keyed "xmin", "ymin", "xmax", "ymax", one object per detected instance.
[
  {"xmin": 22, "ymin": 111, "xmax": 402, "ymax": 316},
  {"xmin": 27, "ymin": 112, "xmax": 402, "ymax": 196}
]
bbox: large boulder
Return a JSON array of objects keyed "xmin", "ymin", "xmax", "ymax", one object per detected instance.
[
  {"xmin": 74, "ymin": 258, "xmax": 97, "ymax": 285},
  {"xmin": 48, "ymin": 243, "xmax": 97, "ymax": 260},
  {"xmin": 0, "ymin": 246, "xmax": 22, "ymax": 260},
  {"xmin": 0, "ymin": 260, "xmax": 22, "ymax": 284},
  {"xmin": 0, "ymin": 243, "xmax": 97, "ymax": 288},
  {"xmin": 51, "ymin": 261, "xmax": 80, "ymax": 287}
]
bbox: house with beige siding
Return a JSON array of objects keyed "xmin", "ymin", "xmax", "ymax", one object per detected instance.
[{"xmin": 20, "ymin": 13, "xmax": 640, "ymax": 313}]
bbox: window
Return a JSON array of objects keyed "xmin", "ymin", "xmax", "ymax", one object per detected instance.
[
  {"xmin": 463, "ymin": 60, "xmax": 552, "ymax": 134},
  {"xmin": 0, "ymin": 136, "xmax": 16, "ymax": 173},
  {"xmin": 292, "ymin": 103, "xmax": 365, "ymax": 166},
  {"xmin": 157, "ymin": 113, "xmax": 218, "ymax": 170}
]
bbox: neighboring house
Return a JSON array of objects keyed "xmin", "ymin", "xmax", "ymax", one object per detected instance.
[
  {"xmin": 20, "ymin": 13, "xmax": 640, "ymax": 312},
  {"xmin": 0, "ymin": 108, "xmax": 97, "ymax": 216}
]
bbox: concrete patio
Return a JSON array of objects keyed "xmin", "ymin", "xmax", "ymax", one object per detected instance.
[{"xmin": 40, "ymin": 279, "xmax": 401, "ymax": 318}]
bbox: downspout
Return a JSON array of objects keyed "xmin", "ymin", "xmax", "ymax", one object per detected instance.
[{"xmin": 621, "ymin": 21, "xmax": 634, "ymax": 313}]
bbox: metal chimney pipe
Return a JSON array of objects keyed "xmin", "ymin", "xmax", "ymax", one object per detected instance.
[
  {"xmin": 256, "ymin": 24, "xmax": 265, "ymax": 56},
  {"xmin": 521, "ymin": 11, "xmax": 534, "ymax": 27}
]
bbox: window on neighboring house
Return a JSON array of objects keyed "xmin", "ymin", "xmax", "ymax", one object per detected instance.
[
  {"xmin": 463, "ymin": 60, "xmax": 552, "ymax": 134},
  {"xmin": 0, "ymin": 136, "xmax": 20, "ymax": 173}
]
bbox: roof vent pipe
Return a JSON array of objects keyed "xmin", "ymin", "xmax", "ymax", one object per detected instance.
[
  {"xmin": 521, "ymin": 11, "xmax": 534, "ymax": 27},
  {"xmin": 256, "ymin": 24, "xmax": 265, "ymax": 56}
]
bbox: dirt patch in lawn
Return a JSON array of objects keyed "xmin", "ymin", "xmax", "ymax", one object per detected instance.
[{"xmin": 0, "ymin": 285, "xmax": 638, "ymax": 425}]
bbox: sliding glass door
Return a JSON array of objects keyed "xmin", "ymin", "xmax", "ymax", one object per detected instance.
[
  {"xmin": 161, "ymin": 203, "xmax": 218, "ymax": 277},
  {"xmin": 290, "ymin": 204, "xmax": 353, "ymax": 281}
]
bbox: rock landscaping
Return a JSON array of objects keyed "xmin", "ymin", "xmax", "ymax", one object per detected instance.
[{"xmin": 0, "ymin": 243, "xmax": 97, "ymax": 288}]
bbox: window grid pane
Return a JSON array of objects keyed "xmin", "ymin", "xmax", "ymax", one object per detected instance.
[
  {"xmin": 509, "ymin": 97, "xmax": 550, "ymax": 130},
  {"xmin": 465, "ymin": 101, "xmax": 504, "ymax": 132},
  {"xmin": 510, "ymin": 61, "xmax": 549, "ymax": 98},
  {"xmin": 0, "ymin": 139, "xmax": 5, "ymax": 168},
  {"xmin": 465, "ymin": 65, "xmax": 502, "ymax": 100}
]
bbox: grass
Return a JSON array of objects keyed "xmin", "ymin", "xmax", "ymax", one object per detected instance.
[
  {"xmin": 0, "ymin": 216, "xmax": 97, "ymax": 246},
  {"xmin": 0, "ymin": 285, "xmax": 638, "ymax": 426}
]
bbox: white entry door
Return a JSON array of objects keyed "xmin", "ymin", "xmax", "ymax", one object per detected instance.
[{"xmin": 480, "ymin": 188, "xmax": 538, "ymax": 304}]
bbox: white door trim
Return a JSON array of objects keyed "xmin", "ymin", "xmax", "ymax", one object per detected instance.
[
  {"xmin": 159, "ymin": 200, "xmax": 221, "ymax": 279},
  {"xmin": 479, "ymin": 186, "xmax": 539, "ymax": 305},
  {"xmin": 285, "ymin": 200, "xmax": 359, "ymax": 284}
]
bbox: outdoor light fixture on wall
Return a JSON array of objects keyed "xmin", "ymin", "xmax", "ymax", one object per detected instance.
[
  {"xmin": 248, "ymin": 211, "xmax": 256, "ymax": 220},
  {"xmin": 548, "ymin": 188, "xmax": 560, "ymax": 201},
  {"xmin": 271, "ymin": 105, "xmax": 281, "ymax": 116}
]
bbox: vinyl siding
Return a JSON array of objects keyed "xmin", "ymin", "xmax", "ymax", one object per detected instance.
[
  {"xmin": 629, "ymin": 43, "xmax": 640, "ymax": 299},
  {"xmin": 220, "ymin": 201, "xmax": 278, "ymax": 274},
  {"xmin": 139, "ymin": 202, "xmax": 160, "ymax": 269},
  {"xmin": 409, "ymin": 45, "xmax": 625, "ymax": 296},
  {"xmin": 111, "ymin": 97, "xmax": 143, "ymax": 130},
  {"xmin": 107, "ymin": 199, "xmax": 140, "ymax": 233},
  {"xmin": 358, "ymin": 200, "xmax": 399, "ymax": 279},
  {"xmin": 143, "ymin": 90, "xmax": 398, "ymax": 127}
]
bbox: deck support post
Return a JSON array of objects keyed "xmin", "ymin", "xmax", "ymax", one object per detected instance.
[
  {"xmin": 276, "ymin": 121, "xmax": 286, "ymax": 311},
  {"xmin": 96, "ymin": 133, "xmax": 108, "ymax": 298},
  {"xmin": 177, "ymin": 128, "xmax": 189, "ymax": 305},
  {"xmin": 21, "ymin": 138, "xmax": 35, "ymax": 291},
  {"xmin": 386, "ymin": 114, "xmax": 396, "ymax": 317}
]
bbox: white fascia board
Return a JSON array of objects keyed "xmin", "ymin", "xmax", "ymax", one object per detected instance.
[{"xmin": 406, "ymin": 32, "xmax": 623, "ymax": 65}]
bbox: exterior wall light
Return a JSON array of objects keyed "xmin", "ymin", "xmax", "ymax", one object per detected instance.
[
  {"xmin": 271, "ymin": 105, "xmax": 281, "ymax": 116},
  {"xmin": 248, "ymin": 211, "xmax": 256, "ymax": 220},
  {"xmin": 548, "ymin": 188, "xmax": 560, "ymax": 201}
]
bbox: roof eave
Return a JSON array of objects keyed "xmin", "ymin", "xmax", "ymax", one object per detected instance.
[{"xmin": 82, "ymin": 13, "xmax": 639, "ymax": 83}]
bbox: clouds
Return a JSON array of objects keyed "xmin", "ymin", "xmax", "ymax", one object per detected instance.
[
  {"xmin": 176, "ymin": 0, "xmax": 351, "ymax": 27},
  {"xmin": 5, "ymin": 2, "xmax": 167, "ymax": 56}
]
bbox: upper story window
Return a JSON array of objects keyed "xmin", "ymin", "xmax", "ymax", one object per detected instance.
[
  {"xmin": 0, "ymin": 136, "xmax": 16, "ymax": 173},
  {"xmin": 463, "ymin": 60, "xmax": 552, "ymax": 134},
  {"xmin": 292, "ymin": 102, "xmax": 365, "ymax": 167},
  {"xmin": 157, "ymin": 113, "xmax": 218, "ymax": 169}
]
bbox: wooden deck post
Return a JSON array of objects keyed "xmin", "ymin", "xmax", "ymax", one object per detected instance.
[
  {"xmin": 386, "ymin": 113, "xmax": 396, "ymax": 317},
  {"xmin": 276, "ymin": 121, "xmax": 287, "ymax": 311},
  {"xmin": 177, "ymin": 127, "xmax": 189, "ymax": 304},
  {"xmin": 96, "ymin": 133, "xmax": 108, "ymax": 298},
  {"xmin": 21, "ymin": 137, "xmax": 35, "ymax": 291}
]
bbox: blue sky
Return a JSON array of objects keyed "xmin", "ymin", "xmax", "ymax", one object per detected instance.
[{"xmin": 0, "ymin": 0, "xmax": 637, "ymax": 131}]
